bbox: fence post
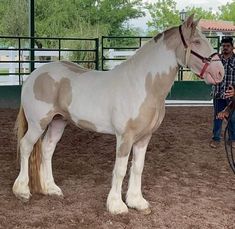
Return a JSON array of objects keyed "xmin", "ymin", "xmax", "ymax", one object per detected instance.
[
  {"xmin": 9, "ymin": 47, "xmax": 16, "ymax": 84},
  {"xmin": 101, "ymin": 36, "xmax": 104, "ymax": 70},
  {"xmin": 95, "ymin": 38, "xmax": 99, "ymax": 70}
]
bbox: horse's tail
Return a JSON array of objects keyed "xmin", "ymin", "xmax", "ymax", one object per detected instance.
[
  {"xmin": 15, "ymin": 105, "xmax": 43, "ymax": 193},
  {"xmin": 15, "ymin": 105, "xmax": 27, "ymax": 159}
]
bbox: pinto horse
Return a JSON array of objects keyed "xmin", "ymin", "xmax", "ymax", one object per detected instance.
[{"xmin": 13, "ymin": 15, "xmax": 224, "ymax": 214}]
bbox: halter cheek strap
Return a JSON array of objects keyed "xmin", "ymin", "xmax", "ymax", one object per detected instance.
[
  {"xmin": 199, "ymin": 63, "xmax": 209, "ymax": 78},
  {"xmin": 179, "ymin": 25, "xmax": 220, "ymax": 78},
  {"xmin": 185, "ymin": 46, "xmax": 191, "ymax": 67}
]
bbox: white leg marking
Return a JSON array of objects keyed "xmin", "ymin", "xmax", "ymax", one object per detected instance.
[
  {"xmin": 126, "ymin": 134, "xmax": 152, "ymax": 214},
  {"xmin": 107, "ymin": 135, "xmax": 132, "ymax": 214},
  {"xmin": 40, "ymin": 118, "xmax": 66, "ymax": 196},
  {"xmin": 13, "ymin": 124, "xmax": 43, "ymax": 201}
]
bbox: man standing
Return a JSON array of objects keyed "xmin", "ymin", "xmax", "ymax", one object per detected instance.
[{"xmin": 210, "ymin": 36, "xmax": 235, "ymax": 148}]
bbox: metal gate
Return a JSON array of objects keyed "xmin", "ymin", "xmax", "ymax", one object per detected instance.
[{"xmin": 0, "ymin": 36, "xmax": 99, "ymax": 85}]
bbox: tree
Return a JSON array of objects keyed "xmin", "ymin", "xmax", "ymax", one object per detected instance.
[
  {"xmin": 0, "ymin": 0, "xmax": 144, "ymax": 37},
  {"xmin": 218, "ymin": 1, "xmax": 235, "ymax": 22},
  {"xmin": 35, "ymin": 0, "xmax": 144, "ymax": 37},
  {"xmin": 0, "ymin": 0, "xmax": 28, "ymax": 36},
  {"xmin": 146, "ymin": 0, "xmax": 217, "ymax": 35},
  {"xmin": 185, "ymin": 6, "xmax": 216, "ymax": 20},
  {"xmin": 146, "ymin": 0, "xmax": 180, "ymax": 34}
]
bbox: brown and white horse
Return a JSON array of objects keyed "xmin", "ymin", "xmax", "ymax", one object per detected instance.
[{"xmin": 13, "ymin": 15, "xmax": 224, "ymax": 214}]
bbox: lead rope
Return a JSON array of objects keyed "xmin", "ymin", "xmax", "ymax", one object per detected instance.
[
  {"xmin": 185, "ymin": 46, "xmax": 191, "ymax": 67},
  {"xmin": 224, "ymin": 108, "xmax": 235, "ymax": 174}
]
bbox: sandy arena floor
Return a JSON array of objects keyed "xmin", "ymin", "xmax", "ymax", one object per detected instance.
[{"xmin": 0, "ymin": 107, "xmax": 234, "ymax": 229}]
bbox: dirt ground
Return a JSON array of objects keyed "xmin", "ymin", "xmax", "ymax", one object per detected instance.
[{"xmin": 0, "ymin": 107, "xmax": 235, "ymax": 229}]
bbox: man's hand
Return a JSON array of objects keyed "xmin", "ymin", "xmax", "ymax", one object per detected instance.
[
  {"xmin": 217, "ymin": 110, "xmax": 229, "ymax": 120},
  {"xmin": 225, "ymin": 85, "xmax": 235, "ymax": 98}
]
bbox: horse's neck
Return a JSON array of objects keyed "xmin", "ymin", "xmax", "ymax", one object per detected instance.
[
  {"xmin": 116, "ymin": 36, "xmax": 178, "ymax": 80},
  {"xmin": 113, "ymin": 35, "xmax": 179, "ymax": 98}
]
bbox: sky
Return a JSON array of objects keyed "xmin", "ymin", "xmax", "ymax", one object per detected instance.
[{"xmin": 130, "ymin": 0, "xmax": 233, "ymax": 31}]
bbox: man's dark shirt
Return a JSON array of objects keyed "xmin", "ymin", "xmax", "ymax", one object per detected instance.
[{"xmin": 213, "ymin": 53, "xmax": 235, "ymax": 99}]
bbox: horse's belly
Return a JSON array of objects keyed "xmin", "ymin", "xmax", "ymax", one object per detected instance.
[{"xmin": 68, "ymin": 104, "xmax": 115, "ymax": 134}]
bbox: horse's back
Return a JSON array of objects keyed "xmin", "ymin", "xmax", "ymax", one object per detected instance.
[{"xmin": 21, "ymin": 61, "xmax": 115, "ymax": 133}]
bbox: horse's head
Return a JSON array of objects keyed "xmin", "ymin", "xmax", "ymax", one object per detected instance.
[{"xmin": 175, "ymin": 14, "xmax": 224, "ymax": 84}]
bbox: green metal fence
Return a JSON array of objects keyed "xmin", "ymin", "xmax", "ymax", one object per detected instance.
[
  {"xmin": 0, "ymin": 34, "xmax": 225, "ymax": 85},
  {"xmin": 0, "ymin": 36, "xmax": 99, "ymax": 85}
]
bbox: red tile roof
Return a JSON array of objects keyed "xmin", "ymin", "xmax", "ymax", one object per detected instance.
[{"xmin": 199, "ymin": 19, "xmax": 235, "ymax": 32}]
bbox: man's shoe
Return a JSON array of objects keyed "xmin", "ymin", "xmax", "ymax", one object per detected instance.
[
  {"xmin": 232, "ymin": 142, "xmax": 235, "ymax": 149},
  {"xmin": 210, "ymin": 140, "xmax": 220, "ymax": 148},
  {"xmin": 227, "ymin": 141, "xmax": 235, "ymax": 148}
]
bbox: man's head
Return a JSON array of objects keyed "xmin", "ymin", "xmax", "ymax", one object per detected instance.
[{"xmin": 221, "ymin": 36, "xmax": 234, "ymax": 56}]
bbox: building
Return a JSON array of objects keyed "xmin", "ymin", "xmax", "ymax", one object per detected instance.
[{"xmin": 199, "ymin": 19, "xmax": 235, "ymax": 38}]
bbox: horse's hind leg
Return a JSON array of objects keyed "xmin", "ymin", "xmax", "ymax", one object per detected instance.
[
  {"xmin": 13, "ymin": 124, "xmax": 44, "ymax": 201},
  {"xmin": 107, "ymin": 134, "xmax": 133, "ymax": 214},
  {"xmin": 126, "ymin": 134, "xmax": 152, "ymax": 214},
  {"xmin": 40, "ymin": 118, "xmax": 66, "ymax": 196}
]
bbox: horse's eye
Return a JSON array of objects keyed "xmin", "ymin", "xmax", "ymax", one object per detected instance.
[{"xmin": 193, "ymin": 40, "xmax": 201, "ymax": 45}]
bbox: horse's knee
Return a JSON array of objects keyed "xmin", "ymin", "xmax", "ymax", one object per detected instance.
[
  {"xmin": 114, "ymin": 164, "xmax": 127, "ymax": 178},
  {"xmin": 132, "ymin": 163, "xmax": 143, "ymax": 175},
  {"xmin": 20, "ymin": 138, "xmax": 34, "ymax": 158}
]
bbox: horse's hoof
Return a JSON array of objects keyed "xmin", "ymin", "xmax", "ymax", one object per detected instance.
[
  {"xmin": 13, "ymin": 181, "xmax": 31, "ymax": 202},
  {"xmin": 14, "ymin": 191, "xmax": 31, "ymax": 202},
  {"xmin": 140, "ymin": 207, "xmax": 151, "ymax": 215},
  {"xmin": 126, "ymin": 195, "xmax": 150, "ymax": 214},
  {"xmin": 107, "ymin": 197, "xmax": 129, "ymax": 214},
  {"xmin": 44, "ymin": 184, "xmax": 63, "ymax": 197}
]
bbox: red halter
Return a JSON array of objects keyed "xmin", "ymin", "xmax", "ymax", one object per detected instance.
[{"xmin": 179, "ymin": 25, "xmax": 220, "ymax": 78}]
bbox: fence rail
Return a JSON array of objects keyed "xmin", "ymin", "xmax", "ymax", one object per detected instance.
[
  {"xmin": 0, "ymin": 34, "xmax": 227, "ymax": 85},
  {"xmin": 0, "ymin": 36, "xmax": 99, "ymax": 85}
]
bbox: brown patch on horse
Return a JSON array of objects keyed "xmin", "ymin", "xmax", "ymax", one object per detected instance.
[
  {"xmin": 57, "ymin": 77, "xmax": 72, "ymax": 110},
  {"xmin": 77, "ymin": 120, "xmax": 97, "ymax": 132},
  {"xmin": 117, "ymin": 67, "xmax": 178, "ymax": 157},
  {"xmin": 34, "ymin": 73, "xmax": 72, "ymax": 129},
  {"xmin": 61, "ymin": 61, "xmax": 89, "ymax": 74},
  {"xmin": 154, "ymin": 33, "xmax": 163, "ymax": 43},
  {"xmin": 40, "ymin": 110, "xmax": 55, "ymax": 130},
  {"xmin": 34, "ymin": 73, "xmax": 57, "ymax": 104},
  {"xmin": 117, "ymin": 134, "xmax": 133, "ymax": 157},
  {"xmin": 163, "ymin": 27, "xmax": 180, "ymax": 50},
  {"xmin": 134, "ymin": 134, "xmax": 152, "ymax": 148}
]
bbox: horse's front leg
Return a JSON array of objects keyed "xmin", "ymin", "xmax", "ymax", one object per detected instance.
[
  {"xmin": 107, "ymin": 134, "xmax": 133, "ymax": 214},
  {"xmin": 126, "ymin": 134, "xmax": 152, "ymax": 214}
]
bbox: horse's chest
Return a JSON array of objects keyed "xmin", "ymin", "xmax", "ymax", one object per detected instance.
[
  {"xmin": 143, "ymin": 105, "xmax": 165, "ymax": 131},
  {"xmin": 128, "ymin": 104, "xmax": 165, "ymax": 139}
]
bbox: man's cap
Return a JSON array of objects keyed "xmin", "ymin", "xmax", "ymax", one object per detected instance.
[{"xmin": 221, "ymin": 36, "xmax": 233, "ymax": 46}]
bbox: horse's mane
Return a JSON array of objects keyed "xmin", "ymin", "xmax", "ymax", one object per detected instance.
[{"xmin": 113, "ymin": 26, "xmax": 179, "ymax": 71}]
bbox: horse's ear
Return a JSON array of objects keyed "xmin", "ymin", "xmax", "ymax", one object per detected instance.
[
  {"xmin": 183, "ymin": 14, "xmax": 194, "ymax": 28},
  {"xmin": 194, "ymin": 17, "xmax": 200, "ymax": 27},
  {"xmin": 183, "ymin": 14, "xmax": 200, "ymax": 36},
  {"xmin": 191, "ymin": 18, "xmax": 200, "ymax": 36}
]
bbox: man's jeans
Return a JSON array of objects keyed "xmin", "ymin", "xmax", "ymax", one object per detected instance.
[{"xmin": 213, "ymin": 98, "xmax": 235, "ymax": 141}]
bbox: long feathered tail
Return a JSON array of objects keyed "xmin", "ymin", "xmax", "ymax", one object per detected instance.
[{"xmin": 15, "ymin": 105, "xmax": 43, "ymax": 193}]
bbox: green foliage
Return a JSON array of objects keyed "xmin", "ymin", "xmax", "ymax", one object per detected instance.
[
  {"xmin": 218, "ymin": 1, "xmax": 235, "ymax": 22},
  {"xmin": 146, "ymin": 0, "xmax": 180, "ymax": 34},
  {"xmin": 35, "ymin": 0, "xmax": 144, "ymax": 38},
  {"xmin": 0, "ymin": 0, "xmax": 144, "ymax": 65},
  {"xmin": 0, "ymin": 0, "xmax": 28, "ymax": 36},
  {"xmin": 185, "ymin": 6, "xmax": 216, "ymax": 20},
  {"xmin": 0, "ymin": 0, "xmax": 144, "ymax": 38},
  {"xmin": 146, "ymin": 0, "xmax": 223, "ymax": 35}
]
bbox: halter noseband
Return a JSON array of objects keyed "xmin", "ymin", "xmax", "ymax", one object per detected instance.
[{"xmin": 179, "ymin": 25, "xmax": 220, "ymax": 78}]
